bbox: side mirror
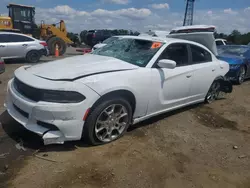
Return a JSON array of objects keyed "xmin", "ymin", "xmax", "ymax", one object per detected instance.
[{"xmin": 157, "ymin": 59, "xmax": 176, "ymax": 69}]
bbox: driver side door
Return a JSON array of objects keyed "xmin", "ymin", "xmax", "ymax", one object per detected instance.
[{"xmin": 147, "ymin": 43, "xmax": 194, "ymax": 115}]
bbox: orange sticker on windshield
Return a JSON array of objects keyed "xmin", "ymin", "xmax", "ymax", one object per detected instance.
[{"xmin": 151, "ymin": 42, "xmax": 162, "ymax": 49}]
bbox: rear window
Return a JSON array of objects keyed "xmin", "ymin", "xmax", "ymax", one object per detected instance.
[
  {"xmin": 217, "ymin": 46, "xmax": 250, "ymax": 57},
  {"xmin": 190, "ymin": 44, "xmax": 212, "ymax": 63}
]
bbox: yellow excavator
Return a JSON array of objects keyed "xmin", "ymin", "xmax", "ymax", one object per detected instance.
[{"xmin": 0, "ymin": 3, "xmax": 73, "ymax": 55}]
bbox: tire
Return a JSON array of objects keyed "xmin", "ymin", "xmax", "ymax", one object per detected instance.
[
  {"xmin": 205, "ymin": 80, "xmax": 221, "ymax": 104},
  {"xmin": 236, "ymin": 66, "xmax": 246, "ymax": 85},
  {"xmin": 83, "ymin": 97, "xmax": 132, "ymax": 146},
  {"xmin": 26, "ymin": 50, "xmax": 41, "ymax": 63},
  {"xmin": 47, "ymin": 37, "xmax": 67, "ymax": 56}
]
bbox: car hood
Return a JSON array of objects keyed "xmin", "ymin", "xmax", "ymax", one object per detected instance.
[
  {"xmin": 217, "ymin": 54, "xmax": 244, "ymax": 65},
  {"xmin": 26, "ymin": 54, "xmax": 138, "ymax": 80}
]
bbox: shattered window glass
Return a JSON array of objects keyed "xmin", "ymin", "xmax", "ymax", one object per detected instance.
[
  {"xmin": 92, "ymin": 38, "xmax": 163, "ymax": 67},
  {"xmin": 102, "ymin": 36, "xmax": 119, "ymax": 44},
  {"xmin": 218, "ymin": 46, "xmax": 250, "ymax": 57}
]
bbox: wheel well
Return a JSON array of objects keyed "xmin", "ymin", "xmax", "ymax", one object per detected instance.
[
  {"xmin": 26, "ymin": 50, "xmax": 39, "ymax": 57},
  {"xmin": 92, "ymin": 90, "xmax": 136, "ymax": 113}
]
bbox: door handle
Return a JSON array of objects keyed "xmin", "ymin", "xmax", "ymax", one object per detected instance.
[
  {"xmin": 0, "ymin": 45, "xmax": 5, "ymax": 47},
  {"xmin": 186, "ymin": 75, "xmax": 192, "ymax": 78},
  {"xmin": 22, "ymin": 44, "xmax": 28, "ymax": 47},
  {"xmin": 212, "ymin": 69, "xmax": 216, "ymax": 72}
]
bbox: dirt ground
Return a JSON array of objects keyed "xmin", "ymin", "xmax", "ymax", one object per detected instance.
[{"xmin": 0, "ymin": 54, "xmax": 250, "ymax": 188}]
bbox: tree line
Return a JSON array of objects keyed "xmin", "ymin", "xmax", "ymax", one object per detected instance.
[{"xmin": 214, "ymin": 30, "xmax": 250, "ymax": 45}]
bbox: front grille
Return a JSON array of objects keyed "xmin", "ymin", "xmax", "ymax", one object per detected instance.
[
  {"xmin": 13, "ymin": 104, "xmax": 29, "ymax": 118},
  {"xmin": 13, "ymin": 78, "xmax": 42, "ymax": 102}
]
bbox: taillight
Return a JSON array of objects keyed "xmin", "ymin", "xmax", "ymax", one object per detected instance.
[
  {"xmin": 40, "ymin": 42, "xmax": 48, "ymax": 47},
  {"xmin": 0, "ymin": 59, "xmax": 4, "ymax": 64},
  {"xmin": 92, "ymin": 33, "xmax": 96, "ymax": 38}
]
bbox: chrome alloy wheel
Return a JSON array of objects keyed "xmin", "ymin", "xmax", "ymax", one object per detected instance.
[
  {"xmin": 206, "ymin": 82, "xmax": 220, "ymax": 103},
  {"xmin": 238, "ymin": 66, "xmax": 246, "ymax": 84},
  {"xmin": 95, "ymin": 104, "xmax": 129, "ymax": 143}
]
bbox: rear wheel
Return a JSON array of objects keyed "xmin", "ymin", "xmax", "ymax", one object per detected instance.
[
  {"xmin": 47, "ymin": 37, "xmax": 67, "ymax": 56},
  {"xmin": 236, "ymin": 66, "xmax": 246, "ymax": 85},
  {"xmin": 83, "ymin": 97, "xmax": 132, "ymax": 145},
  {"xmin": 26, "ymin": 50, "xmax": 41, "ymax": 63},
  {"xmin": 205, "ymin": 81, "xmax": 221, "ymax": 104}
]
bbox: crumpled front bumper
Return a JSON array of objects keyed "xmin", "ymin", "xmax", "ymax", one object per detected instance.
[
  {"xmin": 4, "ymin": 69, "xmax": 100, "ymax": 145},
  {"xmin": 220, "ymin": 77, "xmax": 233, "ymax": 93}
]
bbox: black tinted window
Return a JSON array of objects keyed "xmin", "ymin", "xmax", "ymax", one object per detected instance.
[
  {"xmin": 160, "ymin": 43, "xmax": 189, "ymax": 66},
  {"xmin": 0, "ymin": 34, "xmax": 9, "ymax": 42},
  {"xmin": 190, "ymin": 44, "xmax": 212, "ymax": 63},
  {"xmin": 8, "ymin": 34, "xmax": 34, "ymax": 42},
  {"xmin": 216, "ymin": 40, "xmax": 224, "ymax": 46}
]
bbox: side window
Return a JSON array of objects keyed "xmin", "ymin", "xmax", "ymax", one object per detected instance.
[
  {"xmin": 159, "ymin": 43, "xmax": 189, "ymax": 67},
  {"xmin": 0, "ymin": 34, "xmax": 9, "ymax": 43},
  {"xmin": 190, "ymin": 44, "xmax": 212, "ymax": 64},
  {"xmin": 8, "ymin": 34, "xmax": 34, "ymax": 42},
  {"xmin": 216, "ymin": 40, "xmax": 223, "ymax": 46}
]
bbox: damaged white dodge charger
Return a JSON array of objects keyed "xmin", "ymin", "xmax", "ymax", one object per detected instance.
[{"xmin": 5, "ymin": 30, "xmax": 232, "ymax": 145}]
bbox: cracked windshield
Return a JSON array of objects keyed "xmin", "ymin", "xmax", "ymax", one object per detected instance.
[{"xmin": 92, "ymin": 38, "xmax": 163, "ymax": 67}]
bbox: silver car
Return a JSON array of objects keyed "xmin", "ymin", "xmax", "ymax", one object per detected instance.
[{"xmin": 0, "ymin": 32, "xmax": 49, "ymax": 63}]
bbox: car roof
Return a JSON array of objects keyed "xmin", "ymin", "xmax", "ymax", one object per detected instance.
[
  {"xmin": 0, "ymin": 32, "xmax": 36, "ymax": 39},
  {"xmin": 115, "ymin": 35, "xmax": 210, "ymax": 50}
]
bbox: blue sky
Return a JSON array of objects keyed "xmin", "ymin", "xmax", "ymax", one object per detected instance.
[{"xmin": 1, "ymin": 0, "xmax": 250, "ymax": 33}]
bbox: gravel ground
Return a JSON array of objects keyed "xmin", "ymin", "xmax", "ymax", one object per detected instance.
[{"xmin": 0, "ymin": 50, "xmax": 250, "ymax": 188}]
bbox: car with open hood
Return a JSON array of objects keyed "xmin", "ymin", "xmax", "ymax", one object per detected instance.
[
  {"xmin": 217, "ymin": 45, "xmax": 250, "ymax": 84},
  {"xmin": 5, "ymin": 26, "xmax": 232, "ymax": 146}
]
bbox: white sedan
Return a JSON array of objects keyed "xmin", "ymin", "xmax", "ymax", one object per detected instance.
[{"xmin": 5, "ymin": 34, "xmax": 232, "ymax": 145}]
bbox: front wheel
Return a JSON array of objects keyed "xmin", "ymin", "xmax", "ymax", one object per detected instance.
[
  {"xmin": 236, "ymin": 66, "xmax": 246, "ymax": 85},
  {"xmin": 83, "ymin": 97, "xmax": 132, "ymax": 145},
  {"xmin": 205, "ymin": 81, "xmax": 221, "ymax": 104}
]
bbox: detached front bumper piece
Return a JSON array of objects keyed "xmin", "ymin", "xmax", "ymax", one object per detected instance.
[{"xmin": 220, "ymin": 78, "xmax": 233, "ymax": 93}]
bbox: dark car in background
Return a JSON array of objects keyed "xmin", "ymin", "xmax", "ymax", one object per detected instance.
[
  {"xmin": 217, "ymin": 45, "xmax": 250, "ymax": 84},
  {"xmin": 82, "ymin": 30, "xmax": 113, "ymax": 47},
  {"xmin": 0, "ymin": 58, "xmax": 5, "ymax": 74}
]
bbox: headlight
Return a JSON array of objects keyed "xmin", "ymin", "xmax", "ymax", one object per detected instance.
[
  {"xmin": 229, "ymin": 64, "xmax": 240, "ymax": 70},
  {"xmin": 42, "ymin": 90, "xmax": 86, "ymax": 103}
]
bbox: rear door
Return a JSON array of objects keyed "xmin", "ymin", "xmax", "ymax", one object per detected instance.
[
  {"xmin": 0, "ymin": 34, "xmax": 9, "ymax": 58},
  {"xmin": 188, "ymin": 44, "xmax": 219, "ymax": 101},
  {"xmin": 5, "ymin": 34, "xmax": 34, "ymax": 58}
]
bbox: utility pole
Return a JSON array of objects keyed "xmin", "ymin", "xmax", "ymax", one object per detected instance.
[{"xmin": 183, "ymin": 0, "xmax": 196, "ymax": 26}]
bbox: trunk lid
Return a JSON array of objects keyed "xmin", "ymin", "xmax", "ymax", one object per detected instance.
[{"xmin": 168, "ymin": 25, "xmax": 218, "ymax": 55}]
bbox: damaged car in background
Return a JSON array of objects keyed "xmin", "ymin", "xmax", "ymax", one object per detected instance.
[
  {"xmin": 5, "ymin": 25, "xmax": 232, "ymax": 146},
  {"xmin": 217, "ymin": 45, "xmax": 250, "ymax": 84}
]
